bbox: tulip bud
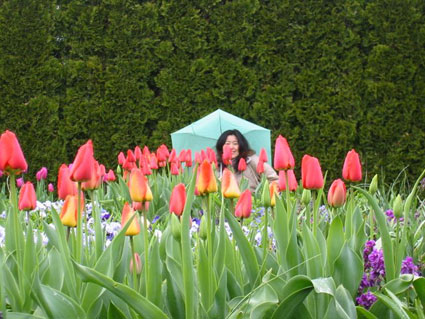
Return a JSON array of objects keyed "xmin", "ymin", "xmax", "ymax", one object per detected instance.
[
  {"xmin": 369, "ymin": 174, "xmax": 378, "ymax": 195},
  {"xmin": 261, "ymin": 180, "xmax": 271, "ymax": 207},
  {"xmin": 301, "ymin": 189, "xmax": 311, "ymax": 206},
  {"xmin": 393, "ymin": 195, "xmax": 404, "ymax": 219},
  {"xmin": 129, "ymin": 253, "xmax": 142, "ymax": 275},
  {"xmin": 170, "ymin": 213, "xmax": 181, "ymax": 240},
  {"xmin": 199, "ymin": 215, "xmax": 208, "ymax": 241}
]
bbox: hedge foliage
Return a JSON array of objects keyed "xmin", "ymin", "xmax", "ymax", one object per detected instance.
[{"xmin": 1, "ymin": 0, "xmax": 424, "ymax": 185}]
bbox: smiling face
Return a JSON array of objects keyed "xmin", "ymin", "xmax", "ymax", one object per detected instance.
[{"xmin": 224, "ymin": 135, "xmax": 239, "ymax": 159}]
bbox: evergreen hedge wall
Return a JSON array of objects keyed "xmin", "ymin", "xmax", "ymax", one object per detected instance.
[{"xmin": 1, "ymin": 0, "xmax": 424, "ymax": 185}]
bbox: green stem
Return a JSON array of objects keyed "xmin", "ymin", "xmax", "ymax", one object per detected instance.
[
  {"xmin": 263, "ymin": 207, "xmax": 269, "ymax": 270},
  {"xmin": 130, "ymin": 236, "xmax": 139, "ymax": 291},
  {"xmin": 285, "ymin": 171, "xmax": 291, "ymax": 220},
  {"xmin": 205, "ymin": 194, "xmax": 214, "ymax": 308},
  {"xmin": 76, "ymin": 182, "xmax": 82, "ymax": 262},
  {"xmin": 143, "ymin": 210, "xmax": 150, "ymax": 299},
  {"xmin": 312, "ymin": 191, "xmax": 318, "ymax": 237}
]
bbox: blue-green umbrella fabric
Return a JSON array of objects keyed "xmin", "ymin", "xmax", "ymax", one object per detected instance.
[{"xmin": 171, "ymin": 109, "xmax": 272, "ymax": 161}]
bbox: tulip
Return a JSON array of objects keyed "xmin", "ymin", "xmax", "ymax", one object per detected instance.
[
  {"xmin": 301, "ymin": 155, "xmax": 324, "ymax": 190},
  {"xmin": 168, "ymin": 149, "xmax": 177, "ymax": 164},
  {"xmin": 123, "ymin": 150, "xmax": 137, "ymax": 171},
  {"xmin": 0, "ymin": 170, "xmax": 3, "ymax": 178},
  {"xmin": 207, "ymin": 147, "xmax": 217, "ymax": 167},
  {"xmin": 196, "ymin": 160, "xmax": 218, "ymax": 195},
  {"xmin": 256, "ymin": 160, "xmax": 265, "ymax": 174},
  {"xmin": 130, "ymin": 253, "xmax": 142, "ymax": 274},
  {"xmin": 238, "ymin": 158, "xmax": 247, "ymax": 172},
  {"xmin": 269, "ymin": 181, "xmax": 279, "ymax": 207},
  {"xmin": 121, "ymin": 202, "xmax": 140, "ymax": 236},
  {"xmin": 0, "ymin": 130, "xmax": 28, "ymax": 175},
  {"xmin": 128, "ymin": 168, "xmax": 153, "ymax": 202},
  {"xmin": 169, "ymin": 183, "xmax": 186, "ymax": 216},
  {"xmin": 195, "ymin": 152, "xmax": 202, "ymax": 164},
  {"xmin": 369, "ymin": 174, "xmax": 378, "ymax": 195},
  {"xmin": 18, "ymin": 181, "xmax": 36, "ymax": 211},
  {"xmin": 60, "ymin": 194, "xmax": 84, "ymax": 227},
  {"xmin": 259, "ymin": 148, "xmax": 268, "ymax": 163},
  {"xmin": 235, "ymin": 189, "xmax": 252, "ymax": 219},
  {"xmin": 278, "ymin": 170, "xmax": 298, "ymax": 192},
  {"xmin": 134, "ymin": 146, "xmax": 142, "ymax": 161},
  {"xmin": 185, "ymin": 149, "xmax": 193, "ymax": 167},
  {"xmin": 222, "ymin": 145, "xmax": 232, "ymax": 166},
  {"xmin": 221, "ymin": 168, "xmax": 241, "ymax": 198},
  {"xmin": 157, "ymin": 144, "xmax": 169, "ymax": 163},
  {"xmin": 149, "ymin": 153, "xmax": 159, "ymax": 170},
  {"xmin": 170, "ymin": 162, "xmax": 180, "ymax": 175},
  {"xmin": 142, "ymin": 146, "xmax": 150, "ymax": 159},
  {"xmin": 36, "ymin": 167, "xmax": 48, "ymax": 181},
  {"xmin": 70, "ymin": 140, "xmax": 95, "ymax": 182},
  {"xmin": 274, "ymin": 135, "xmax": 295, "ymax": 170},
  {"xmin": 82, "ymin": 160, "xmax": 102, "ymax": 190},
  {"xmin": 170, "ymin": 213, "xmax": 182, "ymax": 240},
  {"xmin": 105, "ymin": 169, "xmax": 116, "ymax": 182},
  {"xmin": 301, "ymin": 189, "xmax": 311, "ymax": 206},
  {"xmin": 393, "ymin": 195, "xmax": 404, "ymax": 219},
  {"xmin": 342, "ymin": 149, "xmax": 362, "ymax": 182},
  {"xmin": 327, "ymin": 179, "xmax": 347, "ymax": 208},
  {"xmin": 178, "ymin": 149, "xmax": 186, "ymax": 162},
  {"xmin": 261, "ymin": 180, "xmax": 271, "ymax": 207},
  {"xmin": 16, "ymin": 177, "xmax": 24, "ymax": 188},
  {"xmin": 48, "ymin": 183, "xmax": 54, "ymax": 193},
  {"xmin": 140, "ymin": 156, "xmax": 152, "ymax": 175},
  {"xmin": 58, "ymin": 164, "xmax": 78, "ymax": 200},
  {"xmin": 117, "ymin": 152, "xmax": 126, "ymax": 166}
]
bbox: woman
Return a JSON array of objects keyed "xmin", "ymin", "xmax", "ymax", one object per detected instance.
[{"xmin": 216, "ymin": 129, "xmax": 278, "ymax": 192}]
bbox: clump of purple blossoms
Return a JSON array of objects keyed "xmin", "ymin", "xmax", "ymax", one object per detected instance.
[
  {"xmin": 385, "ymin": 209, "xmax": 404, "ymax": 223},
  {"xmin": 357, "ymin": 240, "xmax": 421, "ymax": 309}
]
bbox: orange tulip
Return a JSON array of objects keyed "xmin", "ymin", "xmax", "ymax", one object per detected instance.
[
  {"xmin": 128, "ymin": 168, "xmax": 153, "ymax": 202},
  {"xmin": 60, "ymin": 194, "xmax": 84, "ymax": 227},
  {"xmin": 18, "ymin": 181, "xmax": 36, "ymax": 211},
  {"xmin": 196, "ymin": 160, "xmax": 218, "ymax": 195},
  {"xmin": 235, "ymin": 189, "xmax": 252, "ymax": 218},
  {"xmin": 301, "ymin": 155, "xmax": 324, "ymax": 190},
  {"xmin": 0, "ymin": 130, "xmax": 27, "ymax": 175},
  {"xmin": 269, "ymin": 181, "xmax": 279, "ymax": 207},
  {"xmin": 274, "ymin": 135, "xmax": 295, "ymax": 170},
  {"xmin": 221, "ymin": 168, "xmax": 241, "ymax": 198},
  {"xmin": 70, "ymin": 140, "xmax": 95, "ymax": 182},
  {"xmin": 121, "ymin": 202, "xmax": 140, "ymax": 236},
  {"xmin": 278, "ymin": 170, "xmax": 298, "ymax": 192},
  {"xmin": 57, "ymin": 164, "xmax": 77, "ymax": 200},
  {"xmin": 169, "ymin": 183, "xmax": 186, "ymax": 216},
  {"xmin": 342, "ymin": 149, "xmax": 362, "ymax": 182},
  {"xmin": 238, "ymin": 158, "xmax": 247, "ymax": 172},
  {"xmin": 327, "ymin": 179, "xmax": 347, "ymax": 208}
]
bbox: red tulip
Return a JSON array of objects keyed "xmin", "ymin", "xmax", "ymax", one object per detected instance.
[
  {"xmin": 70, "ymin": 140, "xmax": 95, "ymax": 182},
  {"xmin": 123, "ymin": 150, "xmax": 136, "ymax": 171},
  {"xmin": 278, "ymin": 170, "xmax": 298, "ymax": 192},
  {"xmin": 157, "ymin": 144, "xmax": 169, "ymax": 163},
  {"xmin": 207, "ymin": 147, "xmax": 217, "ymax": 167},
  {"xmin": 235, "ymin": 189, "xmax": 252, "ymax": 218},
  {"xmin": 82, "ymin": 160, "xmax": 102, "ymax": 190},
  {"xmin": 222, "ymin": 145, "xmax": 232, "ymax": 166},
  {"xmin": 238, "ymin": 158, "xmax": 247, "ymax": 171},
  {"xmin": 140, "ymin": 156, "xmax": 152, "ymax": 175},
  {"xmin": 256, "ymin": 160, "xmax": 265, "ymax": 174},
  {"xmin": 128, "ymin": 168, "xmax": 153, "ymax": 202},
  {"xmin": 36, "ymin": 167, "xmax": 48, "ymax": 181},
  {"xmin": 16, "ymin": 177, "xmax": 24, "ymax": 188},
  {"xmin": 342, "ymin": 149, "xmax": 362, "ymax": 182},
  {"xmin": 259, "ymin": 148, "xmax": 268, "ymax": 163},
  {"xmin": 169, "ymin": 183, "xmax": 186, "ymax": 216},
  {"xmin": 168, "ymin": 149, "xmax": 177, "ymax": 164},
  {"xmin": 143, "ymin": 146, "xmax": 151, "ymax": 159},
  {"xmin": 170, "ymin": 162, "xmax": 180, "ymax": 175},
  {"xmin": 121, "ymin": 202, "xmax": 140, "ymax": 236},
  {"xmin": 327, "ymin": 179, "xmax": 347, "ymax": 208},
  {"xmin": 221, "ymin": 168, "xmax": 241, "ymax": 198},
  {"xmin": 149, "ymin": 153, "xmax": 159, "ymax": 170},
  {"xmin": 185, "ymin": 149, "xmax": 193, "ymax": 167},
  {"xmin": 19, "ymin": 181, "xmax": 36, "ymax": 211},
  {"xmin": 118, "ymin": 152, "xmax": 126, "ymax": 166},
  {"xmin": 60, "ymin": 194, "xmax": 84, "ymax": 227},
  {"xmin": 195, "ymin": 152, "xmax": 202, "ymax": 164},
  {"xmin": 58, "ymin": 164, "xmax": 77, "ymax": 200},
  {"xmin": 301, "ymin": 155, "xmax": 324, "ymax": 190},
  {"xmin": 178, "ymin": 149, "xmax": 186, "ymax": 162},
  {"xmin": 196, "ymin": 160, "xmax": 218, "ymax": 195},
  {"xmin": 134, "ymin": 146, "xmax": 142, "ymax": 161},
  {"xmin": 274, "ymin": 135, "xmax": 295, "ymax": 170},
  {"xmin": 0, "ymin": 130, "xmax": 27, "ymax": 175}
]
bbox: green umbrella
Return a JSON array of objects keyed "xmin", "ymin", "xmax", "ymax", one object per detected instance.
[{"xmin": 171, "ymin": 109, "xmax": 272, "ymax": 161}]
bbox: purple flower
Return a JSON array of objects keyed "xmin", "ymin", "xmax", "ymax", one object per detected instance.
[
  {"xmin": 152, "ymin": 215, "xmax": 160, "ymax": 224},
  {"xmin": 48, "ymin": 183, "xmax": 54, "ymax": 192},
  {"xmin": 36, "ymin": 167, "xmax": 48, "ymax": 181},
  {"xmin": 16, "ymin": 177, "xmax": 24, "ymax": 188},
  {"xmin": 401, "ymin": 256, "xmax": 420, "ymax": 276},
  {"xmin": 356, "ymin": 291, "xmax": 377, "ymax": 309},
  {"xmin": 385, "ymin": 209, "xmax": 394, "ymax": 220}
]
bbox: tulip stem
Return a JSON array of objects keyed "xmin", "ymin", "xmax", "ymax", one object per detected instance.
[
  {"xmin": 130, "ymin": 236, "xmax": 139, "ymax": 291},
  {"xmin": 285, "ymin": 171, "xmax": 291, "ymax": 219},
  {"xmin": 205, "ymin": 194, "xmax": 214, "ymax": 308},
  {"xmin": 76, "ymin": 182, "xmax": 82, "ymax": 263},
  {"xmin": 312, "ymin": 191, "xmax": 317, "ymax": 237},
  {"xmin": 142, "ymin": 210, "xmax": 150, "ymax": 299}
]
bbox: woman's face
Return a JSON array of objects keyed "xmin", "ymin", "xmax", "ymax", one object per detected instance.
[{"xmin": 225, "ymin": 135, "xmax": 239, "ymax": 159}]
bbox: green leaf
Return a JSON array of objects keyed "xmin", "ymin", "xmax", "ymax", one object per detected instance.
[
  {"xmin": 147, "ymin": 236, "xmax": 162, "ymax": 308},
  {"xmin": 356, "ymin": 306, "xmax": 379, "ymax": 319},
  {"xmin": 326, "ymin": 217, "xmax": 344, "ymax": 275},
  {"xmin": 302, "ymin": 223, "xmax": 323, "ymax": 278},
  {"xmin": 333, "ymin": 243, "xmax": 363, "ymax": 297},
  {"xmin": 5, "ymin": 313, "xmax": 46, "ymax": 319},
  {"xmin": 413, "ymin": 277, "xmax": 425, "ymax": 310},
  {"xmin": 72, "ymin": 261, "xmax": 168, "ymax": 319}
]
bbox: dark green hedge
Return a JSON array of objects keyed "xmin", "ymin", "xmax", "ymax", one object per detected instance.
[{"xmin": 1, "ymin": 0, "xmax": 424, "ymax": 185}]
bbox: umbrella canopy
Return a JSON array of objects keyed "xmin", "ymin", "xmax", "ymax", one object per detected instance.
[{"xmin": 171, "ymin": 109, "xmax": 272, "ymax": 161}]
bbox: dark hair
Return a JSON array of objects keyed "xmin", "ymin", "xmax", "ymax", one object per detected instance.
[{"xmin": 216, "ymin": 129, "xmax": 254, "ymax": 172}]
